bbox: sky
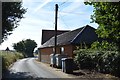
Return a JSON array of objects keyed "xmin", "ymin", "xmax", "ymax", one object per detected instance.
[{"xmin": 0, "ymin": 0, "xmax": 98, "ymax": 50}]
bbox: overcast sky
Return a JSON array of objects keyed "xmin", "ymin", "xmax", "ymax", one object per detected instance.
[{"xmin": 0, "ymin": 0, "xmax": 98, "ymax": 50}]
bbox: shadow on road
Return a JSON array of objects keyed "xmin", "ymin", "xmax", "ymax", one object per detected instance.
[{"xmin": 2, "ymin": 70, "xmax": 43, "ymax": 80}]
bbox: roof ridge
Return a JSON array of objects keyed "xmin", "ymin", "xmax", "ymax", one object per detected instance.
[
  {"xmin": 57, "ymin": 26, "xmax": 85, "ymax": 38},
  {"xmin": 42, "ymin": 29, "xmax": 70, "ymax": 31},
  {"xmin": 57, "ymin": 30, "xmax": 70, "ymax": 37},
  {"xmin": 71, "ymin": 25, "xmax": 87, "ymax": 43},
  {"xmin": 40, "ymin": 25, "xmax": 95, "ymax": 48},
  {"xmin": 44, "ymin": 25, "xmax": 87, "ymax": 44}
]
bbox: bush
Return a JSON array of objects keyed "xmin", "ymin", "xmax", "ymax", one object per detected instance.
[
  {"xmin": 91, "ymin": 41, "xmax": 118, "ymax": 51},
  {"xmin": 0, "ymin": 51, "xmax": 24, "ymax": 71},
  {"xmin": 74, "ymin": 49, "xmax": 96, "ymax": 70},
  {"xmin": 74, "ymin": 49, "xmax": 120, "ymax": 77}
]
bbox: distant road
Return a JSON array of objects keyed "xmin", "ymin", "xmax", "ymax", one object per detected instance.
[{"xmin": 4, "ymin": 58, "xmax": 73, "ymax": 79}]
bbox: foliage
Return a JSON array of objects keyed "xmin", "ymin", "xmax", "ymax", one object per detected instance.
[
  {"xmin": 74, "ymin": 49, "xmax": 96, "ymax": 70},
  {"xmin": 85, "ymin": 2, "xmax": 120, "ymax": 51},
  {"xmin": 0, "ymin": 51, "xmax": 24, "ymax": 71},
  {"xmin": 74, "ymin": 49, "xmax": 120, "ymax": 77},
  {"xmin": 2, "ymin": 2, "xmax": 26, "ymax": 42},
  {"xmin": 91, "ymin": 41, "xmax": 118, "ymax": 51},
  {"xmin": 34, "ymin": 49, "xmax": 39, "ymax": 54},
  {"xmin": 13, "ymin": 39, "xmax": 37, "ymax": 57},
  {"xmin": 5, "ymin": 47, "xmax": 10, "ymax": 51}
]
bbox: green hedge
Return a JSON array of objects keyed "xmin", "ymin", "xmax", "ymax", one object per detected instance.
[
  {"xmin": 74, "ymin": 49, "xmax": 120, "ymax": 77},
  {"xmin": 0, "ymin": 51, "xmax": 24, "ymax": 71}
]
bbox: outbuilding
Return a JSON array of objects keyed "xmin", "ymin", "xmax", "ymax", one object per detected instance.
[{"xmin": 38, "ymin": 25, "xmax": 99, "ymax": 63}]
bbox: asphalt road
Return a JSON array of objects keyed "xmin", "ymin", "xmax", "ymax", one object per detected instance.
[
  {"xmin": 3, "ymin": 58, "xmax": 117, "ymax": 80},
  {"xmin": 4, "ymin": 58, "xmax": 73, "ymax": 79}
]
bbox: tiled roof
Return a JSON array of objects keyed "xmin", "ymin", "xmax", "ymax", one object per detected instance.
[
  {"xmin": 41, "ymin": 30, "xmax": 69, "ymax": 44},
  {"xmin": 40, "ymin": 25, "xmax": 98, "ymax": 48}
]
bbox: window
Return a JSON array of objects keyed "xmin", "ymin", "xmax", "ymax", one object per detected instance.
[
  {"xmin": 61, "ymin": 47, "xmax": 64, "ymax": 54},
  {"xmin": 52, "ymin": 48, "xmax": 55, "ymax": 53}
]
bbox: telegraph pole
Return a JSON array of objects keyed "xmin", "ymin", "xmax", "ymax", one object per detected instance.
[{"xmin": 54, "ymin": 4, "xmax": 58, "ymax": 55}]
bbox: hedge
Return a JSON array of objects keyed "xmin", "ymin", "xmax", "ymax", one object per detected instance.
[{"xmin": 74, "ymin": 49, "xmax": 120, "ymax": 77}]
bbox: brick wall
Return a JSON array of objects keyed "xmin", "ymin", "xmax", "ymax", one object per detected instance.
[
  {"xmin": 40, "ymin": 47, "xmax": 52, "ymax": 63},
  {"xmin": 39, "ymin": 45, "xmax": 75, "ymax": 64},
  {"xmin": 63, "ymin": 45, "xmax": 74, "ymax": 57},
  {"xmin": 39, "ymin": 47, "xmax": 61, "ymax": 63}
]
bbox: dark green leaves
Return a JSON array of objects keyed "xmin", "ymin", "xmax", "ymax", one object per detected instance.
[
  {"xmin": 74, "ymin": 49, "xmax": 120, "ymax": 77},
  {"xmin": 85, "ymin": 2, "xmax": 120, "ymax": 51},
  {"xmin": 13, "ymin": 39, "xmax": 37, "ymax": 57},
  {"xmin": 2, "ymin": 2, "xmax": 26, "ymax": 42}
]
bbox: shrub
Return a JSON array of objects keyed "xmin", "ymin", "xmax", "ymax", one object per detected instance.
[
  {"xmin": 74, "ymin": 49, "xmax": 96, "ymax": 70},
  {"xmin": 91, "ymin": 41, "xmax": 118, "ymax": 51},
  {"xmin": 74, "ymin": 49, "xmax": 120, "ymax": 77},
  {"xmin": 0, "ymin": 51, "xmax": 24, "ymax": 71}
]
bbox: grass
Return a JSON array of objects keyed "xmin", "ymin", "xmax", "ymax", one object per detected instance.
[{"xmin": 0, "ymin": 51, "xmax": 24, "ymax": 71}]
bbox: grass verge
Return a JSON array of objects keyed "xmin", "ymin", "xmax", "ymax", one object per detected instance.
[{"xmin": 0, "ymin": 51, "xmax": 24, "ymax": 72}]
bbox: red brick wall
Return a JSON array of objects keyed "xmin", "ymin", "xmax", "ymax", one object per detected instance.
[
  {"xmin": 63, "ymin": 45, "xmax": 74, "ymax": 57},
  {"xmin": 40, "ymin": 47, "xmax": 61, "ymax": 63},
  {"xmin": 40, "ymin": 48, "xmax": 52, "ymax": 63},
  {"xmin": 39, "ymin": 45, "xmax": 75, "ymax": 63}
]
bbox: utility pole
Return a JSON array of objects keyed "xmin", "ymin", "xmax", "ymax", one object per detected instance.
[{"xmin": 54, "ymin": 4, "xmax": 58, "ymax": 55}]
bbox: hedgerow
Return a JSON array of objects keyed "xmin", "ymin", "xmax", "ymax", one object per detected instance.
[
  {"xmin": 74, "ymin": 49, "xmax": 120, "ymax": 77},
  {"xmin": 74, "ymin": 41, "xmax": 120, "ymax": 77},
  {"xmin": 0, "ymin": 51, "xmax": 24, "ymax": 72}
]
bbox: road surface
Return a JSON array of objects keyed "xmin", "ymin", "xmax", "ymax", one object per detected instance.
[
  {"xmin": 3, "ymin": 58, "xmax": 118, "ymax": 80},
  {"xmin": 4, "ymin": 58, "xmax": 73, "ymax": 79}
]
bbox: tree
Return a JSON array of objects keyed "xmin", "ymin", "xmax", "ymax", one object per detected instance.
[
  {"xmin": 5, "ymin": 47, "xmax": 10, "ymax": 51},
  {"xmin": 34, "ymin": 49, "xmax": 39, "ymax": 54},
  {"xmin": 85, "ymin": 2, "xmax": 120, "ymax": 51},
  {"xmin": 2, "ymin": 2, "xmax": 26, "ymax": 42},
  {"xmin": 13, "ymin": 39, "xmax": 37, "ymax": 57}
]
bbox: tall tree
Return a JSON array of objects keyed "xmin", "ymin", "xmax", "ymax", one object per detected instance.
[
  {"xmin": 2, "ymin": 2, "xmax": 26, "ymax": 42},
  {"xmin": 13, "ymin": 39, "xmax": 37, "ymax": 57},
  {"xmin": 85, "ymin": 2, "xmax": 120, "ymax": 51}
]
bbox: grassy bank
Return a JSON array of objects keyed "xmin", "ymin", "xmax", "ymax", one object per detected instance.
[{"xmin": 0, "ymin": 51, "xmax": 24, "ymax": 71}]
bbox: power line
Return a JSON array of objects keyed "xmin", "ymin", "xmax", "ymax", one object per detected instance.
[
  {"xmin": 59, "ymin": 0, "xmax": 69, "ymax": 7},
  {"xmin": 59, "ymin": 11, "xmax": 83, "ymax": 15},
  {"xmin": 58, "ymin": 13, "xmax": 70, "ymax": 29},
  {"xmin": 58, "ymin": 1, "xmax": 83, "ymax": 16}
]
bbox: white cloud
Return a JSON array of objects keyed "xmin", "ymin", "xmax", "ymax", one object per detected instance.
[
  {"xmin": 34, "ymin": 0, "xmax": 52, "ymax": 13},
  {"xmin": 23, "ymin": 18, "xmax": 50, "ymax": 26},
  {"xmin": 61, "ymin": 0, "xmax": 83, "ymax": 14}
]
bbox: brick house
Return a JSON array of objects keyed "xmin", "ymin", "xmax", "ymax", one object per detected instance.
[{"xmin": 38, "ymin": 25, "xmax": 99, "ymax": 63}]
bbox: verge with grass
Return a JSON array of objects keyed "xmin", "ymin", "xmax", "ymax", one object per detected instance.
[{"xmin": 0, "ymin": 51, "xmax": 24, "ymax": 72}]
